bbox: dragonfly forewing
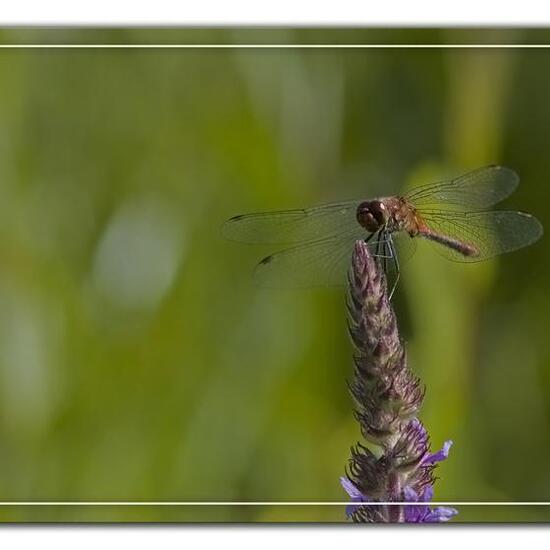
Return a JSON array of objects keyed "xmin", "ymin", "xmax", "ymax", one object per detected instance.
[
  {"xmin": 222, "ymin": 200, "xmax": 362, "ymax": 244},
  {"xmin": 405, "ymin": 165, "xmax": 519, "ymax": 211}
]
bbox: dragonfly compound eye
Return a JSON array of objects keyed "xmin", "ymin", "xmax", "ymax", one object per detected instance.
[{"xmin": 356, "ymin": 200, "xmax": 388, "ymax": 232}]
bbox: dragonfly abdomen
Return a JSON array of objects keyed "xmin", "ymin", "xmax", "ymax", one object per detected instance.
[{"xmin": 418, "ymin": 229, "xmax": 479, "ymax": 257}]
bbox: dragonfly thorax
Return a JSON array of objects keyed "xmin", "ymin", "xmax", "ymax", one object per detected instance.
[{"xmin": 356, "ymin": 200, "xmax": 389, "ymax": 233}]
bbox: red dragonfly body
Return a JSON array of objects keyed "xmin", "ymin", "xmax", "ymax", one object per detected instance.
[
  {"xmin": 356, "ymin": 196, "xmax": 479, "ymax": 257},
  {"xmin": 223, "ymin": 166, "xmax": 542, "ymax": 295}
]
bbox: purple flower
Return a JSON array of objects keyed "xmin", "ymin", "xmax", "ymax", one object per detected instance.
[
  {"xmin": 341, "ymin": 441, "xmax": 458, "ymax": 523},
  {"xmin": 403, "ymin": 486, "xmax": 458, "ymax": 523},
  {"xmin": 342, "ymin": 241, "xmax": 457, "ymax": 523}
]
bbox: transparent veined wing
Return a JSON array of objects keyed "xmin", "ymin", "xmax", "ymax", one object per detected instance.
[
  {"xmin": 222, "ymin": 200, "xmax": 363, "ymax": 244},
  {"xmin": 253, "ymin": 227, "xmax": 369, "ymax": 288},
  {"xmin": 405, "ymin": 166, "xmax": 519, "ymax": 211},
  {"xmin": 417, "ymin": 210, "xmax": 543, "ymax": 262}
]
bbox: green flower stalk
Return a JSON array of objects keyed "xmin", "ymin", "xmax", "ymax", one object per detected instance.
[{"xmin": 341, "ymin": 240, "xmax": 457, "ymax": 523}]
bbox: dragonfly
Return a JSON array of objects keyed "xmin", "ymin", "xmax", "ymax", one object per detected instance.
[{"xmin": 222, "ymin": 166, "xmax": 543, "ymax": 298}]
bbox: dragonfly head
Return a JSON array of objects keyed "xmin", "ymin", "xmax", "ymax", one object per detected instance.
[{"xmin": 356, "ymin": 200, "xmax": 389, "ymax": 233}]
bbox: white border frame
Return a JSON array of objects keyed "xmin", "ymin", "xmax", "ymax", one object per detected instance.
[{"xmin": 2, "ymin": 0, "xmax": 550, "ymax": 26}]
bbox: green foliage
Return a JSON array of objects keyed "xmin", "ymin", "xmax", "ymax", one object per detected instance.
[{"xmin": 0, "ymin": 28, "xmax": 546, "ymax": 521}]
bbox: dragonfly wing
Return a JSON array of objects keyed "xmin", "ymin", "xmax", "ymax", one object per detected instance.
[
  {"xmin": 222, "ymin": 200, "xmax": 362, "ymax": 244},
  {"xmin": 418, "ymin": 210, "xmax": 543, "ymax": 262},
  {"xmin": 253, "ymin": 227, "xmax": 366, "ymax": 288},
  {"xmin": 405, "ymin": 165, "xmax": 519, "ymax": 210}
]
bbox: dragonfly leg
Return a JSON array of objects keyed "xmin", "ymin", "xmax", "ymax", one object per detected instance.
[
  {"xmin": 387, "ymin": 235, "xmax": 400, "ymax": 300},
  {"xmin": 375, "ymin": 233, "xmax": 384, "ymax": 270},
  {"xmin": 364, "ymin": 232, "xmax": 377, "ymax": 245},
  {"xmin": 382, "ymin": 232, "xmax": 388, "ymax": 275},
  {"xmin": 364, "ymin": 230, "xmax": 394, "ymax": 272},
  {"xmin": 363, "ymin": 231, "xmax": 382, "ymax": 268}
]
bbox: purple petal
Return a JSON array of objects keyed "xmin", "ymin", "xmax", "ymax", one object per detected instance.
[
  {"xmin": 403, "ymin": 486, "xmax": 419, "ymax": 502},
  {"xmin": 423, "ymin": 440, "xmax": 453, "ymax": 465},
  {"xmin": 340, "ymin": 477, "xmax": 364, "ymax": 501},
  {"xmin": 405, "ymin": 503, "xmax": 458, "ymax": 523},
  {"xmin": 419, "ymin": 485, "xmax": 434, "ymax": 502},
  {"xmin": 340, "ymin": 477, "xmax": 369, "ymax": 518},
  {"xmin": 405, "ymin": 505, "xmax": 429, "ymax": 523},
  {"xmin": 426, "ymin": 507, "xmax": 459, "ymax": 522},
  {"xmin": 403, "ymin": 483, "xmax": 457, "ymax": 523}
]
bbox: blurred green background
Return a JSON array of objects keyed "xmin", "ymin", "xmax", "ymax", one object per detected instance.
[{"xmin": 0, "ymin": 28, "xmax": 547, "ymax": 522}]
